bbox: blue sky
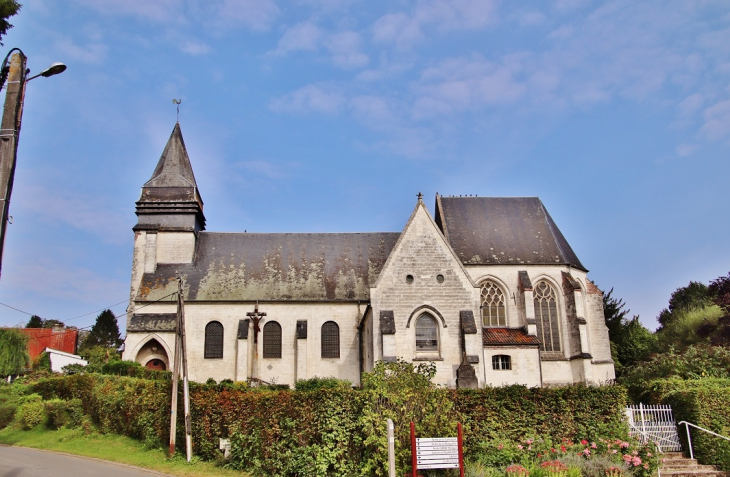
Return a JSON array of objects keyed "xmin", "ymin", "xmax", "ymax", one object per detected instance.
[{"xmin": 0, "ymin": 0, "xmax": 728, "ymax": 332}]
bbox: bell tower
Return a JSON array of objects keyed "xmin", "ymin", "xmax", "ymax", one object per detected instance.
[{"xmin": 129, "ymin": 123, "xmax": 205, "ymax": 303}]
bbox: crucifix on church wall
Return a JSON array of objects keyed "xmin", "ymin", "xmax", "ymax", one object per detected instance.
[{"xmin": 246, "ymin": 303, "xmax": 266, "ymax": 381}]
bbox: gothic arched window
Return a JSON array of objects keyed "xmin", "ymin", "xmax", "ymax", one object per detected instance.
[
  {"xmin": 204, "ymin": 321, "xmax": 224, "ymax": 359},
  {"xmin": 533, "ymin": 281, "xmax": 561, "ymax": 352},
  {"xmin": 263, "ymin": 321, "xmax": 282, "ymax": 359},
  {"xmin": 321, "ymin": 321, "xmax": 340, "ymax": 359},
  {"xmin": 415, "ymin": 314, "xmax": 438, "ymax": 352},
  {"xmin": 480, "ymin": 281, "xmax": 506, "ymax": 327}
]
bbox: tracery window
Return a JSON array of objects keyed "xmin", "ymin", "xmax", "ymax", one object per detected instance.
[
  {"xmin": 415, "ymin": 314, "xmax": 438, "ymax": 352},
  {"xmin": 263, "ymin": 321, "xmax": 282, "ymax": 359},
  {"xmin": 204, "ymin": 321, "xmax": 224, "ymax": 359},
  {"xmin": 533, "ymin": 281, "xmax": 561, "ymax": 352},
  {"xmin": 480, "ymin": 281, "xmax": 506, "ymax": 327},
  {"xmin": 492, "ymin": 355, "xmax": 511, "ymax": 370},
  {"xmin": 321, "ymin": 321, "xmax": 340, "ymax": 359}
]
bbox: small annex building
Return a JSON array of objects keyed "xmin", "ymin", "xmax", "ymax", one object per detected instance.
[{"xmin": 122, "ymin": 123, "xmax": 615, "ymax": 388}]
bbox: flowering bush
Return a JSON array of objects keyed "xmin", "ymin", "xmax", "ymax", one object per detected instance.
[{"xmin": 472, "ymin": 436, "xmax": 660, "ymax": 477}]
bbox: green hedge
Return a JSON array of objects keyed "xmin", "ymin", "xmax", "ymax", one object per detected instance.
[
  {"xmin": 29, "ymin": 374, "xmax": 630, "ymax": 476},
  {"xmin": 650, "ymin": 379, "xmax": 730, "ymax": 471}
]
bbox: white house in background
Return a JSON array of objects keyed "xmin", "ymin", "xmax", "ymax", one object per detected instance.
[
  {"xmin": 122, "ymin": 123, "xmax": 615, "ymax": 389},
  {"xmin": 45, "ymin": 348, "xmax": 88, "ymax": 373}
]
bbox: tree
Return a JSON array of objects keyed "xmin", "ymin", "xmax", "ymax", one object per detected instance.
[
  {"xmin": 81, "ymin": 309, "xmax": 122, "ymax": 350},
  {"xmin": 0, "ymin": 328, "xmax": 29, "ymax": 375},
  {"xmin": 657, "ymin": 281, "xmax": 713, "ymax": 329},
  {"xmin": 700, "ymin": 272, "xmax": 730, "ymax": 346},
  {"xmin": 0, "ymin": 0, "xmax": 20, "ymax": 45},
  {"xmin": 41, "ymin": 319, "xmax": 64, "ymax": 329},
  {"xmin": 602, "ymin": 288, "xmax": 656, "ymax": 373},
  {"xmin": 25, "ymin": 315, "xmax": 43, "ymax": 328}
]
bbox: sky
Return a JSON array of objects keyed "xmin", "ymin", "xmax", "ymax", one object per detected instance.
[{"xmin": 0, "ymin": 0, "xmax": 728, "ymax": 333}]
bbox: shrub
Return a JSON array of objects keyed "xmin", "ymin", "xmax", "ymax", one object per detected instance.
[
  {"xmin": 18, "ymin": 394, "xmax": 45, "ymax": 429},
  {"xmin": 45, "ymin": 398, "xmax": 84, "ymax": 429},
  {"xmin": 294, "ymin": 376, "xmax": 352, "ymax": 392}
]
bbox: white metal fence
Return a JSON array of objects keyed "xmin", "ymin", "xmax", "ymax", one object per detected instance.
[{"xmin": 625, "ymin": 404, "xmax": 682, "ymax": 452}]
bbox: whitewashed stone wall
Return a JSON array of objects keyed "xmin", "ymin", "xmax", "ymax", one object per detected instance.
[
  {"xmin": 156, "ymin": 232, "xmax": 195, "ymax": 263},
  {"xmin": 370, "ymin": 202, "xmax": 482, "ymax": 387},
  {"xmin": 482, "ymin": 347, "xmax": 541, "ymax": 387},
  {"xmin": 124, "ymin": 302, "xmax": 362, "ymax": 387}
]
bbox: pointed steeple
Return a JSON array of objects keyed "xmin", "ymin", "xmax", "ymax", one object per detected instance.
[
  {"xmin": 144, "ymin": 123, "xmax": 199, "ymax": 188},
  {"xmin": 134, "ymin": 123, "xmax": 206, "ymax": 232}
]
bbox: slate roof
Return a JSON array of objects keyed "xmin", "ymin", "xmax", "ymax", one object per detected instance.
[
  {"xmin": 482, "ymin": 328, "xmax": 541, "ymax": 346},
  {"xmin": 435, "ymin": 196, "xmax": 586, "ymax": 271},
  {"xmin": 127, "ymin": 314, "xmax": 177, "ymax": 332},
  {"xmin": 136, "ymin": 232, "xmax": 400, "ymax": 302},
  {"xmin": 144, "ymin": 123, "xmax": 199, "ymax": 189}
]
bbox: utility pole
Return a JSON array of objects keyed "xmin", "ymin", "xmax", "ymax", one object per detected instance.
[
  {"xmin": 0, "ymin": 51, "xmax": 27, "ymax": 279},
  {"xmin": 0, "ymin": 49, "xmax": 64, "ymax": 280},
  {"xmin": 169, "ymin": 275, "xmax": 192, "ymax": 461}
]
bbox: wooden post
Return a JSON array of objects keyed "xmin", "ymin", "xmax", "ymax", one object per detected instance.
[
  {"xmin": 458, "ymin": 422, "xmax": 465, "ymax": 477},
  {"xmin": 411, "ymin": 421, "xmax": 417, "ymax": 477},
  {"xmin": 0, "ymin": 51, "xmax": 27, "ymax": 279},
  {"xmin": 178, "ymin": 277, "xmax": 192, "ymax": 461},
  {"xmin": 387, "ymin": 419, "xmax": 396, "ymax": 477},
  {"xmin": 168, "ymin": 279, "xmax": 182, "ymax": 457}
]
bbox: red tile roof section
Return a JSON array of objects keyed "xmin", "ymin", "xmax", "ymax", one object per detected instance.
[
  {"xmin": 482, "ymin": 328, "xmax": 540, "ymax": 346},
  {"xmin": 17, "ymin": 328, "xmax": 78, "ymax": 359}
]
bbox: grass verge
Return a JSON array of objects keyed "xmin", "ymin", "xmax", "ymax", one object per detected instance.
[{"xmin": 0, "ymin": 426, "xmax": 245, "ymax": 477}]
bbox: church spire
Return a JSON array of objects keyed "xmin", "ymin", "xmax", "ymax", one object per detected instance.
[
  {"xmin": 144, "ymin": 122, "xmax": 198, "ymax": 189},
  {"xmin": 134, "ymin": 123, "xmax": 206, "ymax": 232}
]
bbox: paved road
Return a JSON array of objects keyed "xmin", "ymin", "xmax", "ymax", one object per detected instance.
[{"xmin": 0, "ymin": 445, "xmax": 170, "ymax": 477}]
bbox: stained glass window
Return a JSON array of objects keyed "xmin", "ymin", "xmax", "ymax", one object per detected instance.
[
  {"xmin": 534, "ymin": 281, "xmax": 561, "ymax": 352},
  {"xmin": 480, "ymin": 281, "xmax": 506, "ymax": 327},
  {"xmin": 204, "ymin": 321, "xmax": 223, "ymax": 359},
  {"xmin": 415, "ymin": 314, "xmax": 438, "ymax": 352},
  {"xmin": 321, "ymin": 321, "xmax": 340, "ymax": 359},
  {"xmin": 263, "ymin": 321, "xmax": 282, "ymax": 359}
]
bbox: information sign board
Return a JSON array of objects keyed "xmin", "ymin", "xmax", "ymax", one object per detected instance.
[{"xmin": 410, "ymin": 422, "xmax": 464, "ymax": 477}]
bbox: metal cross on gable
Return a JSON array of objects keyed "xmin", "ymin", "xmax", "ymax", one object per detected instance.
[{"xmin": 246, "ymin": 302, "xmax": 266, "ymax": 344}]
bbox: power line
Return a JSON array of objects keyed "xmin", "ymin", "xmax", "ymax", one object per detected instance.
[
  {"xmin": 65, "ymin": 299, "xmax": 130, "ymax": 322},
  {"xmin": 0, "ymin": 301, "xmax": 33, "ymax": 316}
]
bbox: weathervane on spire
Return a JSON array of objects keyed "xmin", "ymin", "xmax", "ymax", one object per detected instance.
[{"xmin": 173, "ymin": 99, "xmax": 182, "ymax": 122}]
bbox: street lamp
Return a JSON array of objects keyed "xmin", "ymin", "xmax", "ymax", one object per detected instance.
[{"xmin": 0, "ymin": 49, "xmax": 66, "ymax": 280}]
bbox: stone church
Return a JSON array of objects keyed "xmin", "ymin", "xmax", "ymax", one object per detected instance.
[{"xmin": 122, "ymin": 123, "xmax": 615, "ymax": 388}]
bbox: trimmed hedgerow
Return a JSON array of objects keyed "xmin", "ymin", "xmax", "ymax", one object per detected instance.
[
  {"xmin": 28, "ymin": 371, "xmax": 632, "ymax": 476},
  {"xmin": 655, "ymin": 381, "xmax": 730, "ymax": 471}
]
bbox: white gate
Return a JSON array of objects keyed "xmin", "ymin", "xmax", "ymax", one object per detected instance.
[{"xmin": 625, "ymin": 404, "xmax": 682, "ymax": 452}]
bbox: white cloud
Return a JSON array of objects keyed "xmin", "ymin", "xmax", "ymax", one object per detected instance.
[
  {"xmin": 702, "ymin": 99, "xmax": 730, "ymax": 140},
  {"xmin": 272, "ymin": 22, "xmax": 322, "ymax": 54},
  {"xmin": 18, "ymin": 185, "xmax": 128, "ymax": 245},
  {"xmin": 215, "ymin": 0, "xmax": 280, "ymax": 31},
  {"xmin": 675, "ymin": 143, "xmax": 698, "ymax": 157},
  {"xmin": 372, "ymin": 0, "xmax": 497, "ymax": 48},
  {"xmin": 74, "ymin": 0, "xmax": 184, "ymax": 22},
  {"xmin": 270, "ymin": 84, "xmax": 346, "ymax": 114},
  {"xmin": 326, "ymin": 31, "xmax": 369, "ymax": 68},
  {"xmin": 54, "ymin": 36, "xmax": 108, "ymax": 64},
  {"xmin": 180, "ymin": 40, "xmax": 212, "ymax": 55}
]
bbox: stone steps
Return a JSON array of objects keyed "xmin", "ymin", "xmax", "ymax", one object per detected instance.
[{"xmin": 660, "ymin": 452, "xmax": 729, "ymax": 477}]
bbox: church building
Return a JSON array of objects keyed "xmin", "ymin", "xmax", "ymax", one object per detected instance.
[{"xmin": 122, "ymin": 123, "xmax": 615, "ymax": 388}]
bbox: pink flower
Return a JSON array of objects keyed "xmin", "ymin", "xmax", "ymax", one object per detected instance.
[
  {"xmin": 647, "ymin": 453, "xmax": 652, "ymax": 457},
  {"xmin": 526, "ymin": 439, "xmax": 534, "ymax": 445},
  {"xmin": 632, "ymin": 457, "xmax": 642, "ymax": 467},
  {"xmin": 612, "ymin": 450, "xmax": 618, "ymax": 454},
  {"xmin": 623, "ymin": 455, "xmax": 632, "ymax": 462},
  {"xmin": 591, "ymin": 442, "xmax": 597, "ymax": 449},
  {"xmin": 528, "ymin": 446, "xmax": 532, "ymax": 450},
  {"xmin": 632, "ymin": 451, "xmax": 639, "ymax": 456},
  {"xmin": 518, "ymin": 445, "xmax": 524, "ymax": 450},
  {"xmin": 583, "ymin": 449, "xmax": 591, "ymax": 456},
  {"xmin": 498, "ymin": 444, "xmax": 504, "ymax": 450},
  {"xmin": 620, "ymin": 442, "xmax": 630, "ymax": 449},
  {"xmin": 643, "ymin": 465, "xmax": 649, "ymax": 470}
]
